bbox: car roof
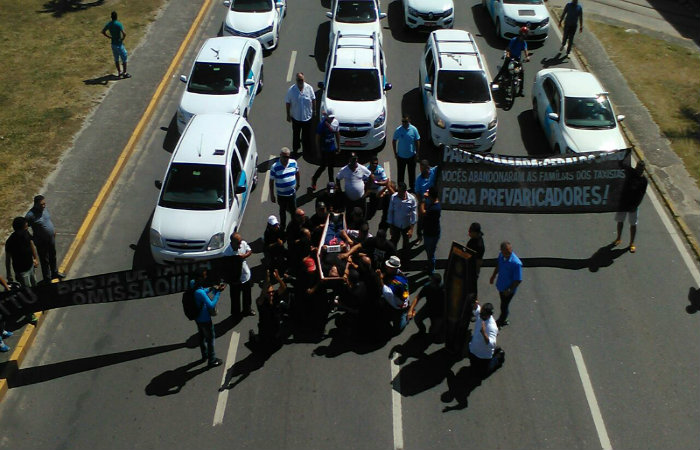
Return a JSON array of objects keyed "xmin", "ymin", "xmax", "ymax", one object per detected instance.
[
  {"xmin": 195, "ymin": 37, "xmax": 248, "ymax": 64},
  {"xmin": 430, "ymin": 29, "xmax": 484, "ymax": 72},
  {"xmin": 331, "ymin": 33, "xmax": 378, "ymax": 69},
  {"xmin": 545, "ymin": 69, "xmax": 606, "ymax": 98},
  {"xmin": 174, "ymin": 114, "xmax": 241, "ymax": 165}
]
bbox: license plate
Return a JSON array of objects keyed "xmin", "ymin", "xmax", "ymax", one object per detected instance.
[
  {"xmin": 424, "ymin": 21, "xmax": 436, "ymax": 26},
  {"xmin": 344, "ymin": 140, "xmax": 361, "ymax": 147},
  {"xmin": 458, "ymin": 142, "xmax": 476, "ymax": 149}
]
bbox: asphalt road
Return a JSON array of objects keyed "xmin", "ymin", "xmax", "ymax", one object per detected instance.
[{"xmin": 0, "ymin": 0, "xmax": 698, "ymax": 449}]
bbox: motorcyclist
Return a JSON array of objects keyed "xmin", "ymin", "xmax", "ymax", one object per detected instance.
[{"xmin": 492, "ymin": 26, "xmax": 530, "ymax": 97}]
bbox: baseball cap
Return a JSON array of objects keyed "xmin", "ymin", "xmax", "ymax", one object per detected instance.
[{"xmin": 267, "ymin": 215, "xmax": 279, "ymax": 226}]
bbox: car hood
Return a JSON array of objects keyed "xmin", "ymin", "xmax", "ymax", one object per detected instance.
[
  {"xmin": 502, "ymin": 3, "xmax": 549, "ymax": 21},
  {"xmin": 180, "ymin": 90, "xmax": 244, "ymax": 115},
  {"xmin": 225, "ymin": 10, "xmax": 274, "ymax": 32},
  {"xmin": 152, "ymin": 207, "xmax": 228, "ymax": 241},
  {"xmin": 437, "ymin": 101, "xmax": 496, "ymax": 125},
  {"xmin": 406, "ymin": 0, "xmax": 452, "ymax": 12},
  {"xmin": 324, "ymin": 98, "xmax": 384, "ymax": 123},
  {"xmin": 564, "ymin": 126, "xmax": 626, "ymax": 153}
]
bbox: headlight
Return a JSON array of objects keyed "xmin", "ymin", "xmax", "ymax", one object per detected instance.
[
  {"xmin": 374, "ymin": 108, "xmax": 386, "ymax": 128},
  {"xmin": 432, "ymin": 109, "xmax": 446, "ymax": 129},
  {"xmin": 443, "ymin": 8, "xmax": 453, "ymax": 16},
  {"xmin": 504, "ymin": 16, "xmax": 518, "ymax": 27},
  {"xmin": 207, "ymin": 232, "xmax": 225, "ymax": 251},
  {"xmin": 150, "ymin": 228, "xmax": 164, "ymax": 248},
  {"xmin": 407, "ymin": 6, "xmax": 418, "ymax": 16},
  {"xmin": 488, "ymin": 118, "xmax": 498, "ymax": 130}
]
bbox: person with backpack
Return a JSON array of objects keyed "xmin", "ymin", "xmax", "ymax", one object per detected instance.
[{"xmin": 188, "ymin": 268, "xmax": 225, "ymax": 368}]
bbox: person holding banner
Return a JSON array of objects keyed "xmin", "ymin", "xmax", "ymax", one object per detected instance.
[
  {"xmin": 613, "ymin": 160, "xmax": 648, "ymax": 254},
  {"xmin": 468, "ymin": 302, "xmax": 504, "ymax": 379},
  {"xmin": 489, "ymin": 241, "xmax": 523, "ymax": 328},
  {"xmin": 466, "ymin": 222, "xmax": 485, "ymax": 297},
  {"xmin": 420, "ymin": 187, "xmax": 441, "ymax": 274}
]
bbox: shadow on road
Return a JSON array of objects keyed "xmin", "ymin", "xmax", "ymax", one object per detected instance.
[
  {"xmin": 687, "ymin": 286, "xmax": 700, "ymax": 314},
  {"xmin": 470, "ymin": 3, "xmax": 507, "ymax": 51},
  {"xmin": 161, "ymin": 113, "xmax": 180, "ymax": 153},
  {"xmin": 517, "ymin": 243, "xmax": 629, "ymax": 272},
  {"xmin": 145, "ymin": 360, "xmax": 209, "ymax": 396},
  {"xmin": 518, "ymin": 109, "xmax": 552, "ymax": 157},
  {"xmin": 392, "ymin": 346, "xmax": 460, "ymax": 397},
  {"xmin": 313, "ymin": 21, "xmax": 331, "ymax": 72}
]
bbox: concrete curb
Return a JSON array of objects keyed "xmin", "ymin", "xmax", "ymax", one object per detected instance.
[
  {"xmin": 549, "ymin": 6, "xmax": 700, "ymax": 263},
  {"xmin": 0, "ymin": 0, "xmax": 214, "ymax": 402}
]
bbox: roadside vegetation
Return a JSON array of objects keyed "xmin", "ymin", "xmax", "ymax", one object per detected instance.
[
  {"xmin": 0, "ymin": 0, "xmax": 165, "ymax": 236},
  {"xmin": 587, "ymin": 21, "xmax": 700, "ymax": 187}
]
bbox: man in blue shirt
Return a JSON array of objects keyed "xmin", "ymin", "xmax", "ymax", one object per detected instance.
[
  {"xmin": 26, "ymin": 195, "xmax": 64, "ymax": 282},
  {"xmin": 101, "ymin": 11, "xmax": 130, "ymax": 78},
  {"xmin": 559, "ymin": 0, "xmax": 583, "ymax": 57},
  {"xmin": 392, "ymin": 116, "xmax": 420, "ymax": 191},
  {"xmin": 192, "ymin": 269, "xmax": 224, "ymax": 368},
  {"xmin": 489, "ymin": 241, "xmax": 523, "ymax": 328},
  {"xmin": 492, "ymin": 27, "xmax": 530, "ymax": 97},
  {"xmin": 311, "ymin": 109, "xmax": 340, "ymax": 191}
]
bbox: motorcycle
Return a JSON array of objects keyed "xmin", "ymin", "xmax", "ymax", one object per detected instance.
[{"xmin": 492, "ymin": 51, "xmax": 524, "ymax": 109}]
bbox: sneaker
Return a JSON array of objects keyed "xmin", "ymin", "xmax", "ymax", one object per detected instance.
[
  {"xmin": 0, "ymin": 344, "xmax": 9, "ymax": 352},
  {"xmin": 122, "ymin": 73, "xmax": 132, "ymax": 79},
  {"xmin": 30, "ymin": 314, "xmax": 38, "ymax": 325},
  {"xmin": 208, "ymin": 358, "xmax": 223, "ymax": 368},
  {"xmin": 2, "ymin": 330, "xmax": 13, "ymax": 338},
  {"xmin": 243, "ymin": 309, "xmax": 256, "ymax": 317},
  {"xmin": 52, "ymin": 272, "xmax": 66, "ymax": 280}
]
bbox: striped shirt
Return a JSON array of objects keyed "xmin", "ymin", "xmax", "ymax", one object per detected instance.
[
  {"xmin": 270, "ymin": 158, "xmax": 299, "ymax": 196},
  {"xmin": 366, "ymin": 163, "xmax": 387, "ymax": 192}
]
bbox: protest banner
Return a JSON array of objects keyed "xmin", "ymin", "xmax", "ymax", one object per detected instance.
[{"xmin": 444, "ymin": 242, "xmax": 473, "ymax": 354}]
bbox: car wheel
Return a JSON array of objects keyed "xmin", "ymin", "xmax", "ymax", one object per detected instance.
[
  {"xmin": 257, "ymin": 66, "xmax": 264, "ymax": 94},
  {"xmin": 496, "ymin": 20, "xmax": 502, "ymax": 38}
]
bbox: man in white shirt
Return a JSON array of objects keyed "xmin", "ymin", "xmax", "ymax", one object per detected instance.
[
  {"xmin": 387, "ymin": 181, "xmax": 417, "ymax": 253},
  {"xmin": 468, "ymin": 302, "xmax": 503, "ymax": 379},
  {"xmin": 226, "ymin": 233, "xmax": 255, "ymax": 317},
  {"xmin": 335, "ymin": 153, "xmax": 373, "ymax": 215},
  {"xmin": 285, "ymin": 72, "xmax": 316, "ymax": 156}
]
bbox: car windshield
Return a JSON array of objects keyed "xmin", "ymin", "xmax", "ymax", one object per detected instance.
[
  {"xmin": 231, "ymin": 0, "xmax": 272, "ymax": 12},
  {"xmin": 327, "ymin": 68, "xmax": 381, "ymax": 101},
  {"xmin": 159, "ymin": 163, "xmax": 227, "ymax": 210},
  {"xmin": 564, "ymin": 96, "xmax": 616, "ymax": 129},
  {"xmin": 436, "ymin": 70, "xmax": 491, "ymax": 103},
  {"xmin": 336, "ymin": 0, "xmax": 376, "ymax": 23},
  {"xmin": 504, "ymin": 0, "xmax": 542, "ymax": 4},
  {"xmin": 188, "ymin": 63, "xmax": 240, "ymax": 95}
]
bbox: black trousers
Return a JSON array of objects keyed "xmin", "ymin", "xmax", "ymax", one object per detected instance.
[
  {"xmin": 277, "ymin": 194, "xmax": 296, "ymax": 231},
  {"xmin": 396, "ymin": 155, "xmax": 416, "ymax": 190},
  {"xmin": 561, "ymin": 24, "xmax": 577, "ymax": 54},
  {"xmin": 497, "ymin": 289, "xmax": 516, "ymax": 325},
  {"xmin": 312, "ymin": 151, "xmax": 335, "ymax": 186},
  {"xmin": 35, "ymin": 238, "xmax": 58, "ymax": 281},
  {"xmin": 230, "ymin": 281, "xmax": 252, "ymax": 316},
  {"xmin": 291, "ymin": 118, "xmax": 313, "ymax": 154}
]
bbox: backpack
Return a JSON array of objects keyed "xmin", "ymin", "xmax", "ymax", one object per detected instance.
[{"xmin": 182, "ymin": 287, "xmax": 200, "ymax": 320}]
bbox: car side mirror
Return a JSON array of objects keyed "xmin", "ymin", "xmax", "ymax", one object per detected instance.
[
  {"xmin": 379, "ymin": 13, "xmax": 387, "ymax": 19},
  {"xmin": 235, "ymin": 184, "xmax": 247, "ymax": 194},
  {"xmin": 244, "ymin": 78, "xmax": 255, "ymax": 87},
  {"xmin": 155, "ymin": 180, "xmax": 162, "ymax": 189},
  {"xmin": 616, "ymin": 114, "xmax": 625, "ymax": 122},
  {"xmin": 180, "ymin": 75, "xmax": 187, "ymax": 83},
  {"xmin": 318, "ymin": 81, "xmax": 325, "ymax": 89},
  {"xmin": 423, "ymin": 83, "xmax": 432, "ymax": 93},
  {"xmin": 547, "ymin": 112, "xmax": 560, "ymax": 122},
  {"xmin": 490, "ymin": 83, "xmax": 499, "ymax": 91},
  {"xmin": 223, "ymin": 0, "xmax": 231, "ymax": 6},
  {"xmin": 384, "ymin": 82, "xmax": 392, "ymax": 91},
  {"xmin": 326, "ymin": 11, "xmax": 333, "ymax": 19}
]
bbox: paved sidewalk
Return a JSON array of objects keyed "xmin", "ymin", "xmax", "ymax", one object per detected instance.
[{"xmin": 548, "ymin": 0, "xmax": 700, "ymax": 257}]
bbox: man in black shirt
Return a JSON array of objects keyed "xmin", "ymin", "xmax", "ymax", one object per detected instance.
[
  {"xmin": 407, "ymin": 272, "xmax": 445, "ymax": 339},
  {"xmin": 613, "ymin": 161, "xmax": 648, "ymax": 254},
  {"xmin": 362, "ymin": 228, "xmax": 396, "ymax": 270},
  {"xmin": 5, "ymin": 217, "xmax": 39, "ymax": 324},
  {"xmin": 466, "ymin": 222, "xmax": 485, "ymax": 296}
]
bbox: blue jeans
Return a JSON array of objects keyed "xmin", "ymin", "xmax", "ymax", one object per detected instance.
[
  {"xmin": 423, "ymin": 233, "xmax": 440, "ymax": 273},
  {"xmin": 196, "ymin": 321, "xmax": 216, "ymax": 363},
  {"xmin": 390, "ymin": 308, "xmax": 409, "ymax": 334},
  {"xmin": 111, "ymin": 44, "xmax": 128, "ymax": 63}
]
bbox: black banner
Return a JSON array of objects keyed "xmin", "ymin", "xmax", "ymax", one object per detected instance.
[
  {"xmin": 444, "ymin": 242, "xmax": 472, "ymax": 354},
  {"xmin": 0, "ymin": 262, "xmax": 213, "ymax": 319},
  {"xmin": 438, "ymin": 147, "xmax": 632, "ymax": 213}
]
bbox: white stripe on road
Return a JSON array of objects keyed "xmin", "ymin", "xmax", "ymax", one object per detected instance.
[
  {"xmin": 260, "ymin": 154, "xmax": 275, "ymax": 203},
  {"xmin": 571, "ymin": 345, "xmax": 612, "ymax": 450},
  {"xmin": 390, "ymin": 357, "xmax": 404, "ymax": 450},
  {"xmin": 213, "ymin": 331, "xmax": 240, "ymax": 426},
  {"xmin": 286, "ymin": 50, "xmax": 297, "ymax": 82}
]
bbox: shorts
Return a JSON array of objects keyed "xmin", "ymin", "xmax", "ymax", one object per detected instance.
[
  {"xmin": 615, "ymin": 210, "xmax": 638, "ymax": 226},
  {"xmin": 111, "ymin": 44, "xmax": 128, "ymax": 63}
]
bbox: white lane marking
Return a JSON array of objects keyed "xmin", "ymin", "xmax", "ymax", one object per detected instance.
[
  {"xmin": 390, "ymin": 356, "xmax": 404, "ymax": 450},
  {"xmin": 383, "ymin": 161, "xmax": 391, "ymax": 182},
  {"xmin": 646, "ymin": 175, "xmax": 700, "ymax": 284},
  {"xmin": 261, "ymin": 154, "xmax": 275, "ymax": 203},
  {"xmin": 571, "ymin": 345, "xmax": 613, "ymax": 450},
  {"xmin": 213, "ymin": 331, "xmax": 240, "ymax": 426},
  {"xmin": 286, "ymin": 50, "xmax": 297, "ymax": 82}
]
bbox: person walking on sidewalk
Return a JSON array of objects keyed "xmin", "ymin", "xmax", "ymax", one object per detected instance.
[
  {"xmin": 392, "ymin": 116, "xmax": 420, "ymax": 191},
  {"xmin": 489, "ymin": 241, "xmax": 523, "ymax": 328},
  {"xmin": 192, "ymin": 269, "xmax": 224, "ymax": 368},
  {"xmin": 310, "ymin": 108, "xmax": 340, "ymax": 191},
  {"xmin": 285, "ymin": 72, "xmax": 316, "ymax": 156},
  {"xmin": 5, "ymin": 217, "xmax": 39, "ymax": 325},
  {"xmin": 102, "ymin": 11, "xmax": 130, "ymax": 78},
  {"xmin": 26, "ymin": 195, "xmax": 65, "ymax": 283},
  {"xmin": 559, "ymin": 0, "xmax": 583, "ymax": 57},
  {"xmin": 269, "ymin": 147, "xmax": 300, "ymax": 231},
  {"xmin": 613, "ymin": 160, "xmax": 648, "ymax": 254}
]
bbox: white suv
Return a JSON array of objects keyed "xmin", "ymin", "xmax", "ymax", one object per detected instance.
[
  {"xmin": 151, "ymin": 114, "xmax": 258, "ymax": 265},
  {"xmin": 319, "ymin": 31, "xmax": 392, "ymax": 151},
  {"xmin": 419, "ymin": 29, "xmax": 498, "ymax": 151},
  {"xmin": 176, "ymin": 37, "xmax": 263, "ymax": 133},
  {"xmin": 403, "ymin": 0, "xmax": 454, "ymax": 31}
]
